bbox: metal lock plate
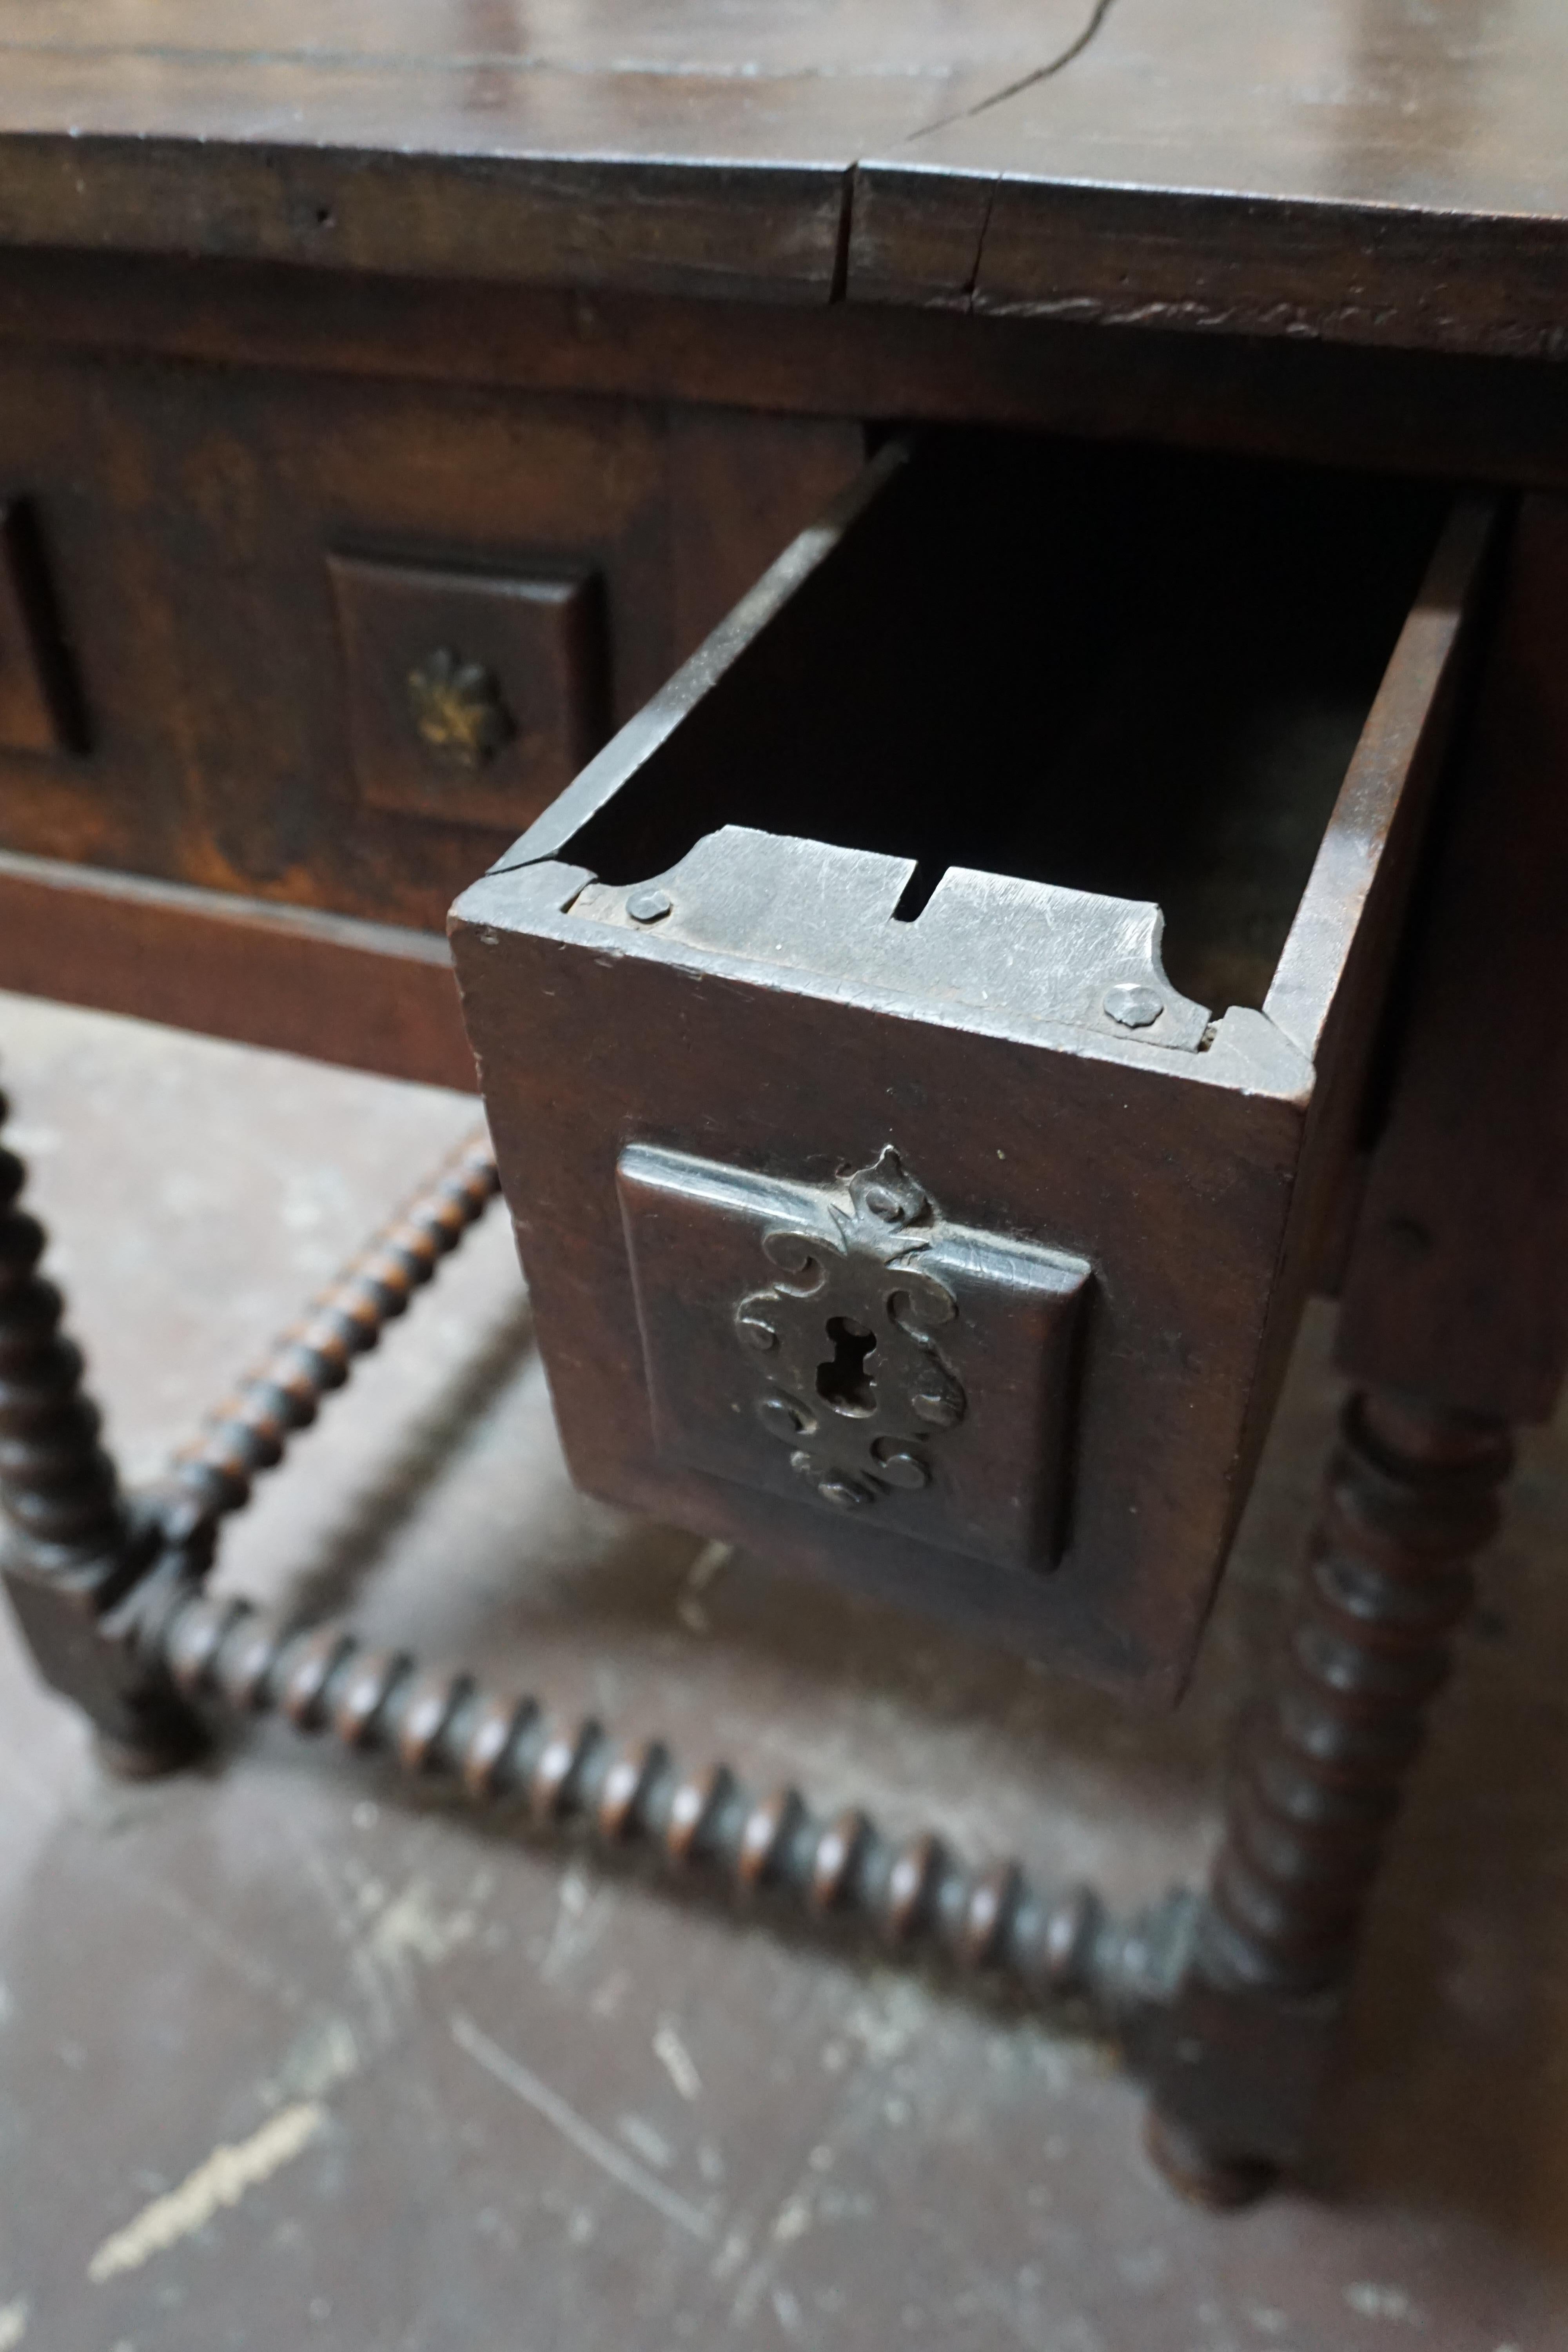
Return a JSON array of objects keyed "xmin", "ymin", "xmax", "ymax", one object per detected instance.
[{"xmin": 619, "ymin": 1143, "xmax": 1091, "ymax": 1573}]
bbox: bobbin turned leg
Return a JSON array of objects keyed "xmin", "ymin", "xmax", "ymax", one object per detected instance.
[
  {"xmin": 1136, "ymin": 494, "xmax": 1568, "ymax": 2200},
  {"xmin": 0, "ymin": 1080, "xmax": 202, "ymax": 1776},
  {"xmin": 1137, "ymin": 1388, "xmax": 1511, "ymax": 2203}
]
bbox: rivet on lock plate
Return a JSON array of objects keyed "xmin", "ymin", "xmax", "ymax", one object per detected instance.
[{"xmin": 618, "ymin": 1142, "xmax": 1091, "ymax": 1574}]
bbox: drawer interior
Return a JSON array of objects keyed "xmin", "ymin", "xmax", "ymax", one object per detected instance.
[{"xmin": 557, "ymin": 433, "xmax": 1449, "ymax": 1016}]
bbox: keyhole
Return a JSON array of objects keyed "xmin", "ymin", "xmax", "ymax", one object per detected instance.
[{"xmin": 817, "ymin": 1317, "xmax": 878, "ymax": 1416}]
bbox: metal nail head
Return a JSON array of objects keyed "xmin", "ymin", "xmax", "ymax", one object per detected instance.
[
  {"xmin": 628, "ymin": 886, "xmax": 673, "ymax": 924},
  {"xmin": 1103, "ymin": 982, "xmax": 1164, "ymax": 1030}
]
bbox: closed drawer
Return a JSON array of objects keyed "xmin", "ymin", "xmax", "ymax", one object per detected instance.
[
  {"xmin": 0, "ymin": 344, "xmax": 862, "ymax": 935},
  {"xmin": 451, "ymin": 432, "xmax": 1494, "ymax": 1701}
]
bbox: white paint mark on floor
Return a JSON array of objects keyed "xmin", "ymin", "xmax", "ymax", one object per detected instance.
[
  {"xmin": 677, "ymin": 1540, "xmax": 733, "ymax": 1632},
  {"xmin": 1345, "ymin": 2282, "xmax": 1424, "ymax": 2325},
  {"xmin": 257, "ymin": 2012, "xmax": 361, "ymax": 2111},
  {"xmin": 537, "ymin": 1863, "xmax": 612, "ymax": 1986},
  {"xmin": 368, "ymin": 1878, "xmax": 476, "ymax": 1970},
  {"xmin": 731, "ymin": 2142, "xmax": 841, "ymax": 2329},
  {"xmin": 844, "ymin": 1978, "xmax": 928, "ymax": 2065},
  {"xmin": 617, "ymin": 2114, "xmax": 673, "ymax": 2171},
  {"xmin": 773, "ymin": 2193, "xmax": 812, "ymax": 2244},
  {"xmin": 686, "ymin": 1540, "xmax": 733, "ymax": 1592},
  {"xmin": 590, "ymin": 1968, "xmax": 631, "ymax": 2020},
  {"xmin": 0, "ymin": 2298, "xmax": 28, "ymax": 2348},
  {"xmin": 450, "ymin": 2012, "xmax": 715, "ymax": 2242},
  {"xmin": 653, "ymin": 2020, "xmax": 703, "ymax": 2102},
  {"xmin": 772, "ymin": 2283, "xmax": 805, "ymax": 2337},
  {"xmin": 87, "ymin": 2101, "xmax": 326, "ymax": 2283},
  {"xmin": 711, "ymin": 2230, "xmax": 751, "ymax": 2283}
]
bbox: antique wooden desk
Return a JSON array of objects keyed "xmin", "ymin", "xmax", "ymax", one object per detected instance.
[{"xmin": 1, "ymin": 1, "xmax": 1565, "ymax": 2203}]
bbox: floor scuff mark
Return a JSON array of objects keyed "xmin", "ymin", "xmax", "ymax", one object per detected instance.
[
  {"xmin": 367, "ymin": 1876, "xmax": 476, "ymax": 1972},
  {"xmin": 450, "ymin": 2011, "xmax": 716, "ymax": 2243},
  {"xmin": 653, "ymin": 2018, "xmax": 703, "ymax": 2102},
  {"xmin": 1345, "ymin": 2281, "xmax": 1425, "ymax": 2326}
]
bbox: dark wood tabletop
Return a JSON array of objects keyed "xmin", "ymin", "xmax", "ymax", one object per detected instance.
[{"xmin": 1, "ymin": 0, "xmax": 1564, "ymax": 354}]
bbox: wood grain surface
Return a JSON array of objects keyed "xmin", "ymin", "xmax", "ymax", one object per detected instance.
[
  {"xmin": 0, "ymin": 0, "xmax": 1565, "ymax": 352},
  {"xmin": 0, "ymin": 0, "xmax": 1097, "ymax": 304},
  {"xmin": 0, "ymin": 849, "xmax": 479, "ymax": 1091},
  {"xmin": 856, "ymin": 0, "xmax": 1568, "ymax": 356}
]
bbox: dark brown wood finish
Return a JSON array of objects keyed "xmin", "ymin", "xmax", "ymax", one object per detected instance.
[
  {"xmin": 1136, "ymin": 498, "xmax": 1568, "ymax": 2191},
  {"xmin": 0, "ymin": 499, "xmax": 81, "ymax": 755},
  {"xmin": 1, "ymin": 2, "xmax": 1566, "ymax": 363},
  {"xmin": 327, "ymin": 550, "xmax": 611, "ymax": 835},
  {"xmin": 0, "ymin": 0, "xmax": 1093, "ymax": 302},
  {"xmin": 10, "ymin": 256, "xmax": 1568, "ymax": 500},
  {"xmin": 0, "ymin": 1072, "xmax": 205, "ymax": 1773},
  {"xmin": 1338, "ymin": 496, "xmax": 1568, "ymax": 1423},
  {"xmin": 0, "ymin": 850, "xmax": 477, "ymax": 1092},
  {"xmin": 0, "ymin": 338, "xmax": 862, "ymax": 943},
  {"xmin": 855, "ymin": 0, "xmax": 1568, "ymax": 359},
  {"xmin": 450, "ymin": 440, "xmax": 1492, "ymax": 1700},
  {"xmin": 0, "ymin": 0, "xmax": 1565, "ymax": 2212},
  {"xmin": 1141, "ymin": 1388, "xmax": 1514, "ymax": 2203}
]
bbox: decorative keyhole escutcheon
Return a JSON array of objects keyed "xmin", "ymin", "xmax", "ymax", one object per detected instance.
[
  {"xmin": 726, "ymin": 1148, "xmax": 971, "ymax": 1514},
  {"xmin": 617, "ymin": 1139, "xmax": 1093, "ymax": 1572},
  {"xmin": 818, "ymin": 1317, "xmax": 878, "ymax": 1416}
]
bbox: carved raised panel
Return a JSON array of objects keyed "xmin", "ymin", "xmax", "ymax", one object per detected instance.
[{"xmin": 328, "ymin": 550, "xmax": 607, "ymax": 832}]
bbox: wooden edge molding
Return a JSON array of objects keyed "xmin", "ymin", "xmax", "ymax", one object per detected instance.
[
  {"xmin": 1263, "ymin": 497, "xmax": 1498, "ymax": 1067},
  {"xmin": 0, "ymin": 849, "xmax": 477, "ymax": 1094},
  {"xmin": 0, "ymin": 136, "xmax": 848, "ymax": 309}
]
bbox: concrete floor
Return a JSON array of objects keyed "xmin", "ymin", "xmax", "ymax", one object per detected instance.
[{"xmin": 0, "ymin": 987, "xmax": 1564, "ymax": 2351}]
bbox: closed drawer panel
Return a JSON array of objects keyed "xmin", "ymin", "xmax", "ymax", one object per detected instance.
[
  {"xmin": 0, "ymin": 347, "xmax": 863, "ymax": 940},
  {"xmin": 452, "ymin": 431, "xmax": 1493, "ymax": 1701}
]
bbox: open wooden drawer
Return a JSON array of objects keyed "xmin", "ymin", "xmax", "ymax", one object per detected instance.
[{"xmin": 450, "ymin": 433, "xmax": 1494, "ymax": 1703}]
